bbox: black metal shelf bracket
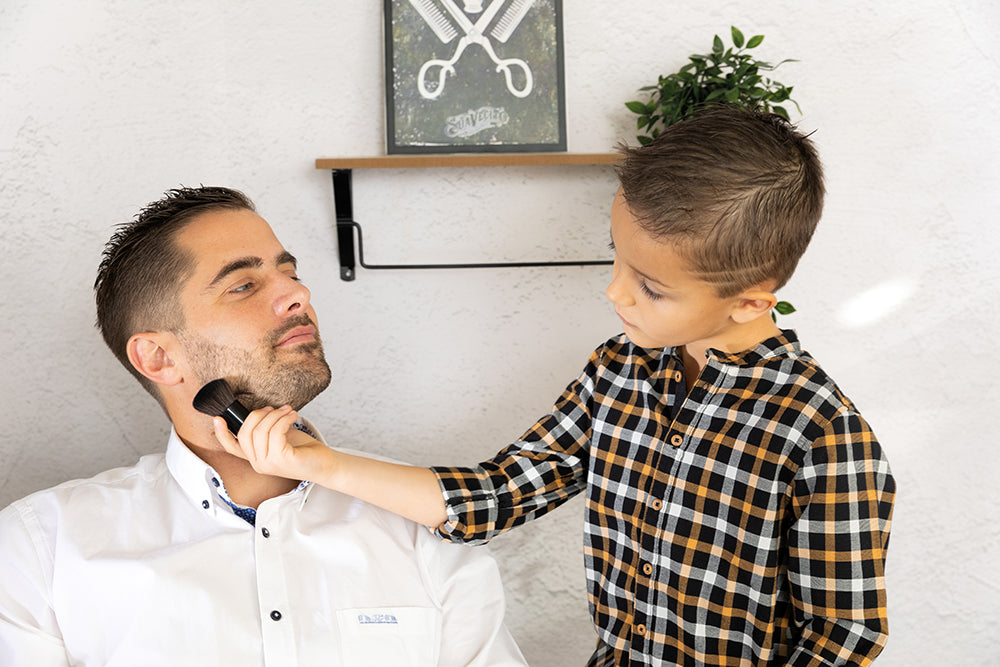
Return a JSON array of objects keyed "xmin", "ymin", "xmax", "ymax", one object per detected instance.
[{"xmin": 330, "ymin": 169, "xmax": 613, "ymax": 282}]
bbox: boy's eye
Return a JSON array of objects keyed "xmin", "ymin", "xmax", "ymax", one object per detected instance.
[
  {"xmin": 230, "ymin": 282, "xmax": 253, "ymax": 294},
  {"xmin": 639, "ymin": 280, "xmax": 662, "ymax": 301}
]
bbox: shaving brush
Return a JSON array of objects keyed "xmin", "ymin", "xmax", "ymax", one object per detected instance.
[{"xmin": 192, "ymin": 378, "xmax": 250, "ymax": 437}]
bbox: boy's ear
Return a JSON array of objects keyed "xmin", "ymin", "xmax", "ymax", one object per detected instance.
[
  {"xmin": 731, "ymin": 287, "xmax": 779, "ymax": 324},
  {"xmin": 126, "ymin": 332, "xmax": 184, "ymax": 387}
]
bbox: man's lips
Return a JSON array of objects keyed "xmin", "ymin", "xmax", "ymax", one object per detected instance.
[{"xmin": 274, "ymin": 325, "xmax": 317, "ymax": 347}]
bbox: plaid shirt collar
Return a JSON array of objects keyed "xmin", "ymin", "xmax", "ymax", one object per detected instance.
[{"xmin": 703, "ymin": 328, "xmax": 802, "ymax": 367}]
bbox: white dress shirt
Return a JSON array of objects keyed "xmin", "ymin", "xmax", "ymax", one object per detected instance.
[{"xmin": 0, "ymin": 423, "xmax": 526, "ymax": 666}]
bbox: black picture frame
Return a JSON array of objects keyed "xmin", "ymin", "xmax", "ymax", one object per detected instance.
[{"xmin": 383, "ymin": 0, "xmax": 566, "ymax": 154}]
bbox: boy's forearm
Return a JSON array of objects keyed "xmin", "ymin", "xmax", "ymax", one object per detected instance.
[
  {"xmin": 214, "ymin": 410, "xmax": 448, "ymax": 529},
  {"xmin": 316, "ymin": 448, "xmax": 448, "ymax": 529}
]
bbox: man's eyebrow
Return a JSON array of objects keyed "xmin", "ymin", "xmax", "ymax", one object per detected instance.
[
  {"xmin": 207, "ymin": 256, "xmax": 263, "ymax": 290},
  {"xmin": 205, "ymin": 251, "xmax": 296, "ymax": 290}
]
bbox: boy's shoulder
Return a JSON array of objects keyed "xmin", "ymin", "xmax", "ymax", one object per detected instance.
[
  {"xmin": 588, "ymin": 333, "xmax": 670, "ymax": 370},
  {"xmin": 725, "ymin": 330, "xmax": 866, "ymax": 427},
  {"xmin": 589, "ymin": 330, "xmax": 865, "ymax": 423}
]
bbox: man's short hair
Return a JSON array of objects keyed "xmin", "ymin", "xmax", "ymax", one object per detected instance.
[
  {"xmin": 94, "ymin": 186, "xmax": 255, "ymax": 396},
  {"xmin": 615, "ymin": 106, "xmax": 825, "ymax": 297}
]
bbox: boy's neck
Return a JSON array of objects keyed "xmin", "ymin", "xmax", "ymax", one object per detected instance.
[{"xmin": 681, "ymin": 316, "xmax": 783, "ymax": 384}]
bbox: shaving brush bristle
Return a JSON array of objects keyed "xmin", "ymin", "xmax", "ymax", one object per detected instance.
[
  {"xmin": 193, "ymin": 378, "xmax": 250, "ymax": 437},
  {"xmin": 192, "ymin": 378, "xmax": 236, "ymax": 415}
]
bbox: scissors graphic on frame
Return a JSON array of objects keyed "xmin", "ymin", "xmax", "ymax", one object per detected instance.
[{"xmin": 408, "ymin": 0, "xmax": 535, "ymax": 99}]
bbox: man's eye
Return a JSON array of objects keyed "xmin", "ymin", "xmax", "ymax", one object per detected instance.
[{"xmin": 230, "ymin": 282, "xmax": 253, "ymax": 294}]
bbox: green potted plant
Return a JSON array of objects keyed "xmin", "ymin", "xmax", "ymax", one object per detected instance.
[
  {"xmin": 626, "ymin": 26, "xmax": 800, "ymax": 145},
  {"xmin": 625, "ymin": 26, "xmax": 801, "ymax": 320}
]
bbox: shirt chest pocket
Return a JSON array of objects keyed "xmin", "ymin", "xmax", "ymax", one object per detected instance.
[{"xmin": 336, "ymin": 607, "xmax": 442, "ymax": 666}]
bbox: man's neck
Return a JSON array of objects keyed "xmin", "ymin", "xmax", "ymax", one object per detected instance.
[{"xmin": 179, "ymin": 430, "xmax": 301, "ymax": 509}]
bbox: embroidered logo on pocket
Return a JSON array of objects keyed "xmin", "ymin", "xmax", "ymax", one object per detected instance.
[
  {"xmin": 337, "ymin": 607, "xmax": 442, "ymax": 666},
  {"xmin": 357, "ymin": 613, "xmax": 398, "ymax": 625}
]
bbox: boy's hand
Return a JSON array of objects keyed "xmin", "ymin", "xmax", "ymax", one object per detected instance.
[
  {"xmin": 212, "ymin": 405, "xmax": 335, "ymax": 484},
  {"xmin": 213, "ymin": 405, "xmax": 448, "ymax": 528}
]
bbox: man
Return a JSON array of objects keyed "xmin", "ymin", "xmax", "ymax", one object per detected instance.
[{"xmin": 0, "ymin": 186, "xmax": 525, "ymax": 666}]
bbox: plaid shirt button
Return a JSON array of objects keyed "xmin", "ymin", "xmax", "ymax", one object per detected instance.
[
  {"xmin": 635, "ymin": 624, "xmax": 647, "ymax": 636},
  {"xmin": 642, "ymin": 562, "xmax": 653, "ymax": 575},
  {"xmin": 670, "ymin": 434, "xmax": 683, "ymax": 447},
  {"xmin": 650, "ymin": 498, "xmax": 662, "ymax": 510}
]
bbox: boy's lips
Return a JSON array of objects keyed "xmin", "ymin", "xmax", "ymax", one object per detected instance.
[
  {"xmin": 274, "ymin": 325, "xmax": 317, "ymax": 347},
  {"xmin": 616, "ymin": 310, "xmax": 636, "ymax": 328}
]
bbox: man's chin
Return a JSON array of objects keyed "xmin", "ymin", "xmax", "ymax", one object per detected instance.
[{"xmin": 233, "ymin": 362, "xmax": 331, "ymax": 413}]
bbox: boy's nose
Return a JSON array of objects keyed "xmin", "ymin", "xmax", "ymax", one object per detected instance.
[{"xmin": 605, "ymin": 261, "xmax": 634, "ymax": 306}]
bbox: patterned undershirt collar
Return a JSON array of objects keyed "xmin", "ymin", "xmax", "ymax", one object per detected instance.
[{"xmin": 214, "ymin": 421, "xmax": 316, "ymax": 526}]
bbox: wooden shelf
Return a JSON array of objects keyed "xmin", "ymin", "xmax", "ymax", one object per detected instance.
[
  {"xmin": 315, "ymin": 152, "xmax": 619, "ymax": 170},
  {"xmin": 316, "ymin": 152, "xmax": 618, "ymax": 281}
]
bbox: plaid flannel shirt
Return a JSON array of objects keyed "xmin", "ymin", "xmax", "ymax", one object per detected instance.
[{"xmin": 433, "ymin": 330, "xmax": 894, "ymax": 666}]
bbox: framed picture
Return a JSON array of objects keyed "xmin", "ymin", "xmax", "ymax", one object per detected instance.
[{"xmin": 383, "ymin": 0, "xmax": 566, "ymax": 154}]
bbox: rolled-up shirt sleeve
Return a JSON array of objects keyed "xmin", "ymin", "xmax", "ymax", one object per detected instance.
[{"xmin": 432, "ymin": 351, "xmax": 601, "ymax": 544}]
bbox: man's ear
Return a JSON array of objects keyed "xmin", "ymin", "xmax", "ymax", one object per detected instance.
[
  {"xmin": 731, "ymin": 287, "xmax": 779, "ymax": 324},
  {"xmin": 126, "ymin": 332, "xmax": 183, "ymax": 387}
]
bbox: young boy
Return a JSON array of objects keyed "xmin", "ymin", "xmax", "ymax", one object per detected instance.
[{"xmin": 219, "ymin": 107, "xmax": 895, "ymax": 666}]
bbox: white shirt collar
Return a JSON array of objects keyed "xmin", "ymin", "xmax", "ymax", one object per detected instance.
[{"xmin": 164, "ymin": 419, "xmax": 324, "ymax": 519}]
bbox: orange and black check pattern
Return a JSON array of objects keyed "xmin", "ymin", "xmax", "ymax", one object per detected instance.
[{"xmin": 433, "ymin": 331, "xmax": 894, "ymax": 666}]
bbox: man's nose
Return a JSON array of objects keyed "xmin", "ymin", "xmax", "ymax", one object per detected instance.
[{"xmin": 275, "ymin": 274, "xmax": 311, "ymax": 316}]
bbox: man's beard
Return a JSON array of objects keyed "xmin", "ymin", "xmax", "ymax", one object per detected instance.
[{"xmin": 179, "ymin": 316, "xmax": 332, "ymax": 412}]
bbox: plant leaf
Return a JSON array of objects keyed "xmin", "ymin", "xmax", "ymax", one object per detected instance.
[
  {"xmin": 630, "ymin": 27, "xmax": 800, "ymax": 135},
  {"xmin": 731, "ymin": 26, "xmax": 744, "ymax": 48},
  {"xmin": 774, "ymin": 300, "xmax": 796, "ymax": 315}
]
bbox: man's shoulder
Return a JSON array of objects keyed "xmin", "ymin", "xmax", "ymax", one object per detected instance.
[{"xmin": 2, "ymin": 454, "xmax": 167, "ymax": 523}]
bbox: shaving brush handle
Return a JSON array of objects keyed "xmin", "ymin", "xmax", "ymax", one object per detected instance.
[{"xmin": 221, "ymin": 401, "xmax": 251, "ymax": 437}]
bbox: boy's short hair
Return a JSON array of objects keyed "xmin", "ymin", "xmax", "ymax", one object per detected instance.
[
  {"xmin": 615, "ymin": 106, "xmax": 825, "ymax": 297},
  {"xmin": 94, "ymin": 186, "xmax": 255, "ymax": 397}
]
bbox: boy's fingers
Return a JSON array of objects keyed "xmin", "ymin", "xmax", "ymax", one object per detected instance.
[
  {"xmin": 213, "ymin": 417, "xmax": 243, "ymax": 458},
  {"xmin": 252, "ymin": 405, "xmax": 291, "ymax": 436},
  {"xmin": 269, "ymin": 409, "xmax": 301, "ymax": 456},
  {"xmin": 249, "ymin": 406, "xmax": 292, "ymax": 459},
  {"xmin": 238, "ymin": 406, "xmax": 276, "ymax": 458}
]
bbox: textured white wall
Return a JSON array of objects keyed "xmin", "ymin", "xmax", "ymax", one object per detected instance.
[{"xmin": 2, "ymin": 1, "xmax": 998, "ymax": 664}]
